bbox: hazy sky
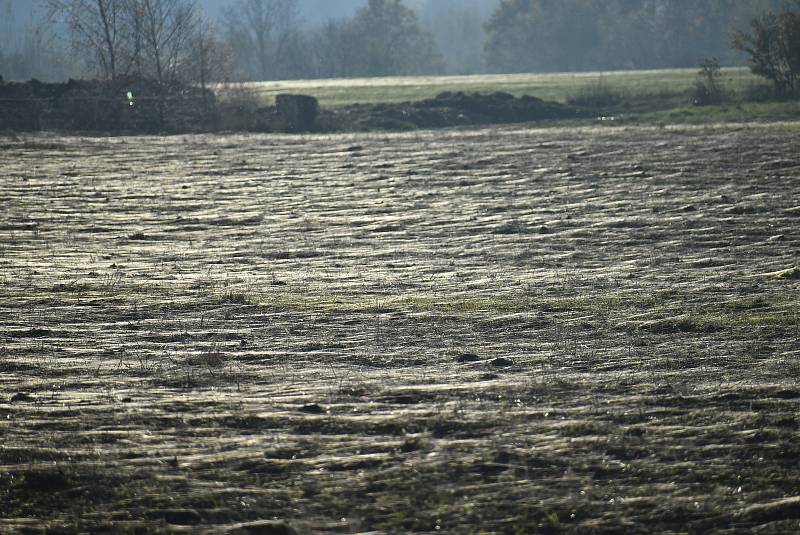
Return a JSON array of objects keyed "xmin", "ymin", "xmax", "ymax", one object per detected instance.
[
  {"xmin": 199, "ymin": 1, "xmax": 500, "ymax": 27},
  {"xmin": 201, "ymin": 1, "xmax": 497, "ymax": 22},
  {"xmin": 2, "ymin": 0, "xmax": 500, "ymax": 36},
  {"xmin": 201, "ymin": 0, "xmax": 366, "ymax": 25},
  {"xmin": 2, "ymin": 1, "xmax": 368, "ymax": 29}
]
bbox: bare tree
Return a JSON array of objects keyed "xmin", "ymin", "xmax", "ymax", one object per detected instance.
[
  {"xmin": 47, "ymin": 0, "xmax": 134, "ymax": 79},
  {"xmin": 188, "ymin": 14, "xmax": 233, "ymax": 94},
  {"xmin": 46, "ymin": 0, "xmax": 230, "ymax": 89},
  {"xmin": 128, "ymin": 0, "xmax": 198, "ymax": 85},
  {"xmin": 308, "ymin": 19, "xmax": 357, "ymax": 78},
  {"xmin": 418, "ymin": 0, "xmax": 488, "ymax": 75},
  {"xmin": 223, "ymin": 0, "xmax": 301, "ymax": 80}
]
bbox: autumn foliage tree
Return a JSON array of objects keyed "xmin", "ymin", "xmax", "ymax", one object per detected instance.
[{"xmin": 732, "ymin": 2, "xmax": 800, "ymax": 97}]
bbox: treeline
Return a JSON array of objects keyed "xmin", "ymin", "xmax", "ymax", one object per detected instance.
[
  {"xmin": 220, "ymin": 0, "xmax": 495, "ymax": 79},
  {"xmin": 218, "ymin": 0, "xmax": 792, "ymax": 80},
  {"xmin": 0, "ymin": 0, "xmax": 796, "ymax": 84},
  {"xmin": 41, "ymin": 0, "xmax": 229, "ymax": 90},
  {"xmin": 484, "ymin": 0, "xmax": 788, "ymax": 73},
  {"xmin": 221, "ymin": 0, "xmax": 444, "ymax": 80}
]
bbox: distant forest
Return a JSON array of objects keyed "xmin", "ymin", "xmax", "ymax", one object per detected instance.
[{"xmin": 0, "ymin": 0, "xmax": 792, "ymax": 82}]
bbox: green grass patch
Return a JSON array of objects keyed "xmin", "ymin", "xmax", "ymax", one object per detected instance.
[
  {"xmin": 216, "ymin": 68, "xmax": 800, "ymax": 126},
  {"xmin": 222, "ymin": 68, "xmax": 762, "ymax": 109},
  {"xmin": 622, "ymin": 100, "xmax": 800, "ymax": 125}
]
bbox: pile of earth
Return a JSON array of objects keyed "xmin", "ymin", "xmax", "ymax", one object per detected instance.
[
  {"xmin": 236, "ymin": 91, "xmax": 588, "ymax": 133},
  {"xmin": 0, "ymin": 76, "xmax": 586, "ymax": 134},
  {"xmin": 316, "ymin": 91, "xmax": 589, "ymax": 131},
  {"xmin": 0, "ymin": 76, "xmax": 216, "ymax": 133}
]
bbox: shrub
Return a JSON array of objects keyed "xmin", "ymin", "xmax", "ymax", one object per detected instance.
[
  {"xmin": 742, "ymin": 80, "xmax": 781, "ymax": 102},
  {"xmin": 693, "ymin": 58, "xmax": 727, "ymax": 105},
  {"xmin": 732, "ymin": 6, "xmax": 800, "ymax": 98},
  {"xmin": 566, "ymin": 78, "xmax": 622, "ymax": 109},
  {"xmin": 215, "ymin": 82, "xmax": 265, "ymax": 130}
]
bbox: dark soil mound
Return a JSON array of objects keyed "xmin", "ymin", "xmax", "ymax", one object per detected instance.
[
  {"xmin": 317, "ymin": 91, "xmax": 587, "ymax": 131},
  {"xmin": 0, "ymin": 76, "xmax": 217, "ymax": 133},
  {"xmin": 1, "ymin": 80, "xmax": 584, "ymax": 134}
]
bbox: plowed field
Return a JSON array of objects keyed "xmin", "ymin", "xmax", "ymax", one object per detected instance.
[{"xmin": 1, "ymin": 123, "xmax": 799, "ymax": 533}]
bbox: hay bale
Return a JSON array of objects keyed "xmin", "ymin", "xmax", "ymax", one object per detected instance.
[{"xmin": 276, "ymin": 94, "xmax": 318, "ymax": 132}]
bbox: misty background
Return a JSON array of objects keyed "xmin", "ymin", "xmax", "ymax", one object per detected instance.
[{"xmin": 0, "ymin": 0, "xmax": 789, "ymax": 83}]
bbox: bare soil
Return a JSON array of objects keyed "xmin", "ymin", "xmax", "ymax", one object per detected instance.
[
  {"xmin": 314, "ymin": 92, "xmax": 585, "ymax": 131},
  {"xmin": 1, "ymin": 122, "xmax": 799, "ymax": 534}
]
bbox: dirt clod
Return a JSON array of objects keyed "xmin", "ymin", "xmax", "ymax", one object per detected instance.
[
  {"xmin": 146, "ymin": 509, "xmax": 202, "ymax": 525},
  {"xmin": 456, "ymin": 353, "xmax": 481, "ymax": 363},
  {"xmin": 490, "ymin": 357, "xmax": 514, "ymax": 367},
  {"xmin": 298, "ymin": 404, "xmax": 325, "ymax": 414},
  {"xmin": 226, "ymin": 520, "xmax": 298, "ymax": 535},
  {"xmin": 736, "ymin": 497, "xmax": 800, "ymax": 523}
]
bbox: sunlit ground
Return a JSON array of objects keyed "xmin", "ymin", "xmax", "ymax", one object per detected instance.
[{"xmin": 1, "ymin": 121, "xmax": 799, "ymax": 533}]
